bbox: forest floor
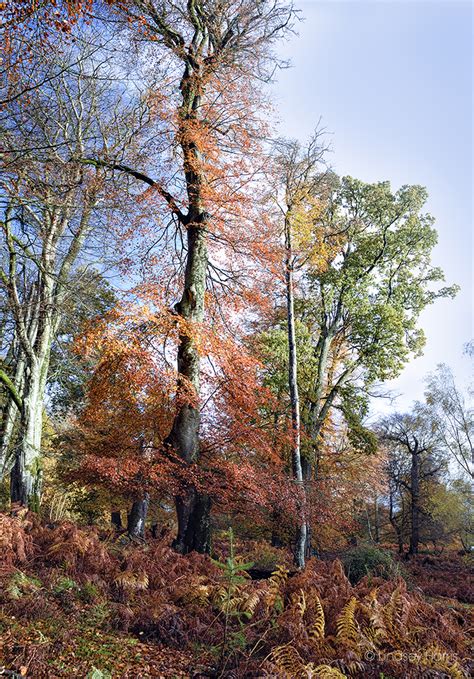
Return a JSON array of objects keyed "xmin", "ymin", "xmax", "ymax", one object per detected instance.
[{"xmin": 0, "ymin": 511, "xmax": 472, "ymax": 678}]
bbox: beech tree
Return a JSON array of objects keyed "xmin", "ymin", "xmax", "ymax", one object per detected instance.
[{"xmin": 89, "ymin": 0, "xmax": 297, "ymax": 554}]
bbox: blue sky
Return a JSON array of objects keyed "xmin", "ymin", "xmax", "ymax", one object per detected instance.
[{"xmin": 271, "ymin": 0, "xmax": 473, "ymax": 413}]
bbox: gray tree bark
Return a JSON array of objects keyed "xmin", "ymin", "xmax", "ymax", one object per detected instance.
[{"xmin": 284, "ymin": 215, "xmax": 307, "ymax": 568}]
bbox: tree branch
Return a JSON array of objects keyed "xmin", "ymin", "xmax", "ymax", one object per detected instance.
[
  {"xmin": 79, "ymin": 158, "xmax": 187, "ymax": 224},
  {"xmin": 0, "ymin": 367, "xmax": 23, "ymax": 411}
]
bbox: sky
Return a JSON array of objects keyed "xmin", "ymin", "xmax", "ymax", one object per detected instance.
[{"xmin": 271, "ymin": 0, "xmax": 473, "ymax": 415}]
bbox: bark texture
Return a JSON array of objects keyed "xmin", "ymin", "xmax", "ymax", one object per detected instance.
[{"xmin": 284, "ymin": 215, "xmax": 306, "ymax": 568}]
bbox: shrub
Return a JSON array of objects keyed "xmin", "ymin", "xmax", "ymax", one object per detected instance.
[{"xmin": 342, "ymin": 543, "xmax": 402, "ymax": 584}]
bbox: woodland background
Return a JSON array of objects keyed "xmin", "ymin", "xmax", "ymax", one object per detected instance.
[{"xmin": 0, "ymin": 1, "xmax": 472, "ymax": 677}]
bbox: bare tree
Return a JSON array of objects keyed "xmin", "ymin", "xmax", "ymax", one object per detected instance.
[
  {"xmin": 381, "ymin": 411, "xmax": 447, "ymax": 555},
  {"xmin": 0, "ymin": 39, "xmax": 148, "ymax": 505}
]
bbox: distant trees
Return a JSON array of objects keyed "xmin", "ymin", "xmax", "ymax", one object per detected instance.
[
  {"xmin": 381, "ymin": 411, "xmax": 448, "ymax": 555},
  {"xmin": 256, "ymin": 173, "xmax": 457, "ymax": 556},
  {"xmin": 424, "ymin": 363, "xmax": 473, "ymax": 479},
  {"xmin": 303, "ymin": 178, "xmax": 457, "ymax": 472},
  {"xmin": 427, "ymin": 478, "xmax": 473, "ymax": 552}
]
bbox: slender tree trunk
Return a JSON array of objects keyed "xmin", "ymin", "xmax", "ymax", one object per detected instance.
[
  {"xmin": 374, "ymin": 496, "xmax": 380, "ymax": 543},
  {"xmin": 365, "ymin": 504, "xmax": 373, "ymax": 541},
  {"xmin": 284, "ymin": 216, "xmax": 306, "ymax": 568},
  {"xmin": 306, "ymin": 334, "xmax": 332, "ymax": 480},
  {"xmin": 0, "ymin": 357, "xmax": 25, "ymax": 478},
  {"xmin": 409, "ymin": 448, "xmax": 420, "ymax": 555},
  {"xmin": 127, "ymin": 493, "xmax": 150, "ymax": 539},
  {"xmin": 389, "ymin": 490, "xmax": 404, "ymax": 554}
]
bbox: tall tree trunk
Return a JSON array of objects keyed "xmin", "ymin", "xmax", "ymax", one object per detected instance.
[
  {"xmin": 168, "ymin": 222, "xmax": 210, "ymax": 554},
  {"xmin": 284, "ymin": 216, "xmax": 306, "ymax": 569},
  {"xmin": 10, "ymin": 324, "xmax": 51, "ymax": 507},
  {"xmin": 1, "ymin": 290, "xmax": 38, "ymax": 479},
  {"xmin": 306, "ymin": 334, "xmax": 332, "ymax": 480},
  {"xmin": 166, "ymin": 57, "xmax": 213, "ymax": 554}
]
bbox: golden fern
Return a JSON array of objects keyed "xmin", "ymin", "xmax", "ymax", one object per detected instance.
[
  {"xmin": 266, "ymin": 564, "xmax": 288, "ymax": 609},
  {"xmin": 269, "ymin": 644, "xmax": 308, "ymax": 677},
  {"xmin": 240, "ymin": 589, "xmax": 263, "ymax": 618},
  {"xmin": 210, "ymin": 584, "xmax": 228, "ymax": 608},
  {"xmin": 336, "ymin": 597, "xmax": 359, "ymax": 643},
  {"xmin": 211, "ymin": 582, "xmax": 257, "ymax": 616},
  {"xmin": 359, "ymin": 588, "xmax": 386, "ymax": 646},
  {"xmin": 313, "ymin": 665, "xmax": 347, "ymax": 678},
  {"xmin": 291, "ymin": 588, "xmax": 306, "ymax": 617},
  {"xmin": 383, "ymin": 584, "xmax": 408, "ymax": 647},
  {"xmin": 270, "ymin": 645, "xmax": 348, "ymax": 679},
  {"xmin": 420, "ymin": 644, "xmax": 467, "ymax": 679},
  {"xmin": 114, "ymin": 570, "xmax": 149, "ymax": 591},
  {"xmin": 309, "ymin": 592, "xmax": 325, "ymax": 640},
  {"xmin": 269, "ymin": 564, "xmax": 288, "ymax": 590},
  {"xmin": 221, "ymin": 593, "xmax": 246, "ymax": 615},
  {"xmin": 180, "ymin": 583, "xmax": 211, "ymax": 606}
]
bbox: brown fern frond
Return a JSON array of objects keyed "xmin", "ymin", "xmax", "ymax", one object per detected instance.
[
  {"xmin": 290, "ymin": 588, "xmax": 306, "ymax": 617},
  {"xmin": 269, "ymin": 644, "xmax": 307, "ymax": 677},
  {"xmin": 420, "ymin": 644, "xmax": 467, "ymax": 679}
]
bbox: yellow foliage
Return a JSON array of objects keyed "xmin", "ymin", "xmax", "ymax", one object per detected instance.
[
  {"xmin": 270, "ymin": 644, "xmax": 347, "ymax": 678},
  {"xmin": 335, "ymin": 597, "xmax": 359, "ymax": 643},
  {"xmin": 240, "ymin": 590, "xmax": 263, "ymax": 617},
  {"xmin": 269, "ymin": 644, "xmax": 308, "ymax": 677},
  {"xmin": 309, "ymin": 592, "xmax": 325, "ymax": 640},
  {"xmin": 313, "ymin": 665, "xmax": 347, "ymax": 678},
  {"xmin": 420, "ymin": 644, "xmax": 467, "ymax": 679}
]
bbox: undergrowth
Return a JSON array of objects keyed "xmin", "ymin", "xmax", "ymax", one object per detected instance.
[{"xmin": 0, "ymin": 512, "xmax": 472, "ymax": 678}]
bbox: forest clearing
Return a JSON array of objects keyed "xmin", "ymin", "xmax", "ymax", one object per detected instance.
[{"xmin": 0, "ymin": 1, "xmax": 472, "ymax": 677}]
